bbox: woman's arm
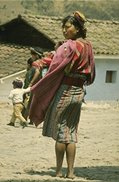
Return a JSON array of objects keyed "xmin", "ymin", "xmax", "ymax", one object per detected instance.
[{"xmin": 29, "ymin": 68, "xmax": 40, "ymax": 86}]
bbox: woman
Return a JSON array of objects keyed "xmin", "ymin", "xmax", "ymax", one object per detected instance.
[
  {"xmin": 30, "ymin": 47, "xmax": 42, "ymax": 61},
  {"xmin": 22, "ymin": 58, "xmax": 42, "ymax": 124},
  {"xmin": 29, "ymin": 11, "xmax": 95, "ymax": 178}
]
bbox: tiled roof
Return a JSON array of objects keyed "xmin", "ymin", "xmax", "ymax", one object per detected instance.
[
  {"xmin": 86, "ymin": 20, "xmax": 119, "ymax": 55},
  {"xmin": 19, "ymin": 14, "xmax": 119, "ymax": 55},
  {"xmin": 1, "ymin": 13, "xmax": 119, "ymax": 55},
  {"xmin": 0, "ymin": 43, "xmax": 29, "ymax": 78},
  {"xmin": 20, "ymin": 14, "xmax": 64, "ymax": 44},
  {"xmin": 0, "ymin": 14, "xmax": 119, "ymax": 78}
]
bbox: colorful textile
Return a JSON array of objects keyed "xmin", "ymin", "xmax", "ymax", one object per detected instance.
[
  {"xmin": 29, "ymin": 39, "xmax": 95, "ymax": 127},
  {"xmin": 73, "ymin": 11, "xmax": 86, "ymax": 24},
  {"xmin": 42, "ymin": 85, "xmax": 84, "ymax": 143},
  {"xmin": 73, "ymin": 39, "xmax": 95, "ymax": 85}
]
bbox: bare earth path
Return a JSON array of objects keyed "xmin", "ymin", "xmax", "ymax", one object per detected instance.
[
  {"xmin": 0, "ymin": 77, "xmax": 119, "ymax": 182},
  {"xmin": 0, "ymin": 100, "xmax": 119, "ymax": 182}
]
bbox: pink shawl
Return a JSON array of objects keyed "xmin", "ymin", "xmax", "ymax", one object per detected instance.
[
  {"xmin": 29, "ymin": 39, "xmax": 95, "ymax": 127},
  {"xmin": 29, "ymin": 40, "xmax": 76, "ymax": 126}
]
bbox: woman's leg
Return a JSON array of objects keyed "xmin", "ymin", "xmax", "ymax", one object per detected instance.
[
  {"xmin": 55, "ymin": 142, "xmax": 66, "ymax": 177},
  {"xmin": 66, "ymin": 143, "xmax": 76, "ymax": 178}
]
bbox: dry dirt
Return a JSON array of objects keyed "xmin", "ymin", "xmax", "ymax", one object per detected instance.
[{"xmin": 0, "ymin": 100, "xmax": 119, "ymax": 182}]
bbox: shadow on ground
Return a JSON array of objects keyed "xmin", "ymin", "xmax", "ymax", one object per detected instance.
[
  {"xmin": 1, "ymin": 166, "xmax": 119, "ymax": 182},
  {"xmin": 26, "ymin": 165, "xmax": 119, "ymax": 181}
]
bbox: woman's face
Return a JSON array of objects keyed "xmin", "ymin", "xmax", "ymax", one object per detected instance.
[
  {"xmin": 31, "ymin": 54, "xmax": 39, "ymax": 61},
  {"xmin": 62, "ymin": 21, "xmax": 78, "ymax": 40}
]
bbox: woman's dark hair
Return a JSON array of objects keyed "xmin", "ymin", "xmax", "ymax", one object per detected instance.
[
  {"xmin": 12, "ymin": 79, "xmax": 23, "ymax": 88},
  {"xmin": 27, "ymin": 58, "xmax": 34, "ymax": 66},
  {"xmin": 62, "ymin": 15, "xmax": 87, "ymax": 38},
  {"xmin": 30, "ymin": 47, "xmax": 42, "ymax": 59}
]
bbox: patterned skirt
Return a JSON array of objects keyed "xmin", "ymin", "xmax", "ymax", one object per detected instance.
[{"xmin": 42, "ymin": 84, "xmax": 84, "ymax": 143}]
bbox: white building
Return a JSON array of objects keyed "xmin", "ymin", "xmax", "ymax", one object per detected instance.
[{"xmin": 86, "ymin": 55, "xmax": 119, "ymax": 101}]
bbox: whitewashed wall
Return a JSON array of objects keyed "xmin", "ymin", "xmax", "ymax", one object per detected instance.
[{"xmin": 85, "ymin": 56, "xmax": 119, "ymax": 101}]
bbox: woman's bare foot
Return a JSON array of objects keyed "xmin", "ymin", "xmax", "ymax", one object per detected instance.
[
  {"xmin": 66, "ymin": 171, "xmax": 75, "ymax": 179},
  {"xmin": 56, "ymin": 171, "xmax": 63, "ymax": 177}
]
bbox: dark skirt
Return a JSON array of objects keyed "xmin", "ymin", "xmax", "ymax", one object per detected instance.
[{"xmin": 42, "ymin": 84, "xmax": 84, "ymax": 143}]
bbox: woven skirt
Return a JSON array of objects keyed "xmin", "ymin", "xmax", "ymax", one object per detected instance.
[{"xmin": 42, "ymin": 84, "xmax": 84, "ymax": 143}]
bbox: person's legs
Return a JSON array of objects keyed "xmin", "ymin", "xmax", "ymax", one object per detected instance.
[
  {"xmin": 28, "ymin": 95, "xmax": 33, "ymax": 124},
  {"xmin": 7, "ymin": 107, "xmax": 16, "ymax": 126},
  {"xmin": 22, "ymin": 94, "xmax": 29, "ymax": 120},
  {"xmin": 66, "ymin": 143, "xmax": 76, "ymax": 178},
  {"xmin": 55, "ymin": 142, "xmax": 66, "ymax": 177},
  {"xmin": 10, "ymin": 113, "xmax": 16, "ymax": 124},
  {"xmin": 23, "ymin": 95, "xmax": 33, "ymax": 124},
  {"xmin": 14, "ymin": 104, "xmax": 28, "ymax": 127}
]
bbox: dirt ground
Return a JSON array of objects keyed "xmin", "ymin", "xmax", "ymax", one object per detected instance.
[{"xmin": 0, "ymin": 100, "xmax": 119, "ymax": 182}]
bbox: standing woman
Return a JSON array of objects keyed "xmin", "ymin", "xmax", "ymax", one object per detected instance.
[
  {"xmin": 22, "ymin": 58, "xmax": 41, "ymax": 124},
  {"xmin": 29, "ymin": 11, "xmax": 95, "ymax": 179}
]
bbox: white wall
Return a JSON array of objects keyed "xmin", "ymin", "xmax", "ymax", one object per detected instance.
[{"xmin": 85, "ymin": 56, "xmax": 119, "ymax": 101}]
